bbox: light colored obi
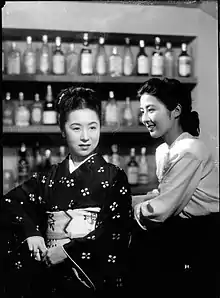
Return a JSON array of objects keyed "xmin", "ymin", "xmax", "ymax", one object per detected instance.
[{"xmin": 46, "ymin": 207, "xmax": 101, "ymax": 248}]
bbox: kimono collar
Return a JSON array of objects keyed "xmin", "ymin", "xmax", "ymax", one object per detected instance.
[
  {"xmin": 69, "ymin": 153, "xmax": 97, "ymax": 174},
  {"xmin": 167, "ymin": 132, "xmax": 193, "ymax": 150}
]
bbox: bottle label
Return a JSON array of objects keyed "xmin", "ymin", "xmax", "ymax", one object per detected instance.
[
  {"xmin": 81, "ymin": 53, "xmax": 93, "ymax": 75},
  {"xmin": 31, "ymin": 107, "xmax": 42, "ymax": 124},
  {"xmin": 7, "ymin": 57, "xmax": 20, "ymax": 74},
  {"xmin": 39, "ymin": 54, "xmax": 50, "ymax": 73},
  {"xmin": 123, "ymin": 56, "xmax": 133, "ymax": 76},
  {"xmin": 24, "ymin": 53, "xmax": 36, "ymax": 74},
  {"xmin": 164, "ymin": 55, "xmax": 174, "ymax": 77},
  {"xmin": 15, "ymin": 108, "xmax": 30, "ymax": 126},
  {"xmin": 53, "ymin": 55, "xmax": 65, "ymax": 74},
  {"xmin": 3, "ymin": 108, "xmax": 13, "ymax": 125},
  {"xmin": 109, "ymin": 57, "xmax": 122, "ymax": 77},
  {"xmin": 127, "ymin": 166, "xmax": 138, "ymax": 184},
  {"xmin": 43, "ymin": 111, "xmax": 57, "ymax": 124},
  {"xmin": 137, "ymin": 56, "xmax": 149, "ymax": 74},
  {"xmin": 66, "ymin": 54, "xmax": 78, "ymax": 75},
  {"xmin": 179, "ymin": 56, "xmax": 191, "ymax": 76},
  {"xmin": 151, "ymin": 55, "xmax": 163, "ymax": 76},
  {"xmin": 105, "ymin": 105, "xmax": 118, "ymax": 125},
  {"xmin": 96, "ymin": 56, "xmax": 106, "ymax": 75}
]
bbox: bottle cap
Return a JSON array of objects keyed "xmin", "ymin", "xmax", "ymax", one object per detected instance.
[
  {"xmin": 139, "ymin": 40, "xmax": 145, "ymax": 47},
  {"xmin": 42, "ymin": 35, "xmax": 48, "ymax": 43},
  {"xmin": 27, "ymin": 36, "xmax": 32, "ymax": 44}
]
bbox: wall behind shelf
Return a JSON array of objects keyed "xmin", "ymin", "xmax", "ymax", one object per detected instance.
[{"xmin": 2, "ymin": 1, "xmax": 219, "ymax": 171}]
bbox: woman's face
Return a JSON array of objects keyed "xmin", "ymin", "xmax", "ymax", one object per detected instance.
[
  {"xmin": 64, "ymin": 108, "xmax": 100, "ymax": 160},
  {"xmin": 140, "ymin": 93, "xmax": 176, "ymax": 139}
]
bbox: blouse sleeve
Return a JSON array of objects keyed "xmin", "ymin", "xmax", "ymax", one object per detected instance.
[
  {"xmin": 136, "ymin": 152, "xmax": 203, "ymax": 226},
  {"xmin": 63, "ymin": 168, "xmax": 133, "ymax": 289}
]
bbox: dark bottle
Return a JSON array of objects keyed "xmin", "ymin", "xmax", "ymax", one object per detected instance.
[
  {"xmin": 17, "ymin": 143, "xmax": 30, "ymax": 185},
  {"xmin": 127, "ymin": 148, "xmax": 139, "ymax": 186},
  {"xmin": 32, "ymin": 142, "xmax": 43, "ymax": 174},
  {"xmin": 42, "ymin": 85, "xmax": 57, "ymax": 125},
  {"xmin": 42, "ymin": 149, "xmax": 52, "ymax": 173},
  {"xmin": 136, "ymin": 40, "xmax": 149, "ymax": 76}
]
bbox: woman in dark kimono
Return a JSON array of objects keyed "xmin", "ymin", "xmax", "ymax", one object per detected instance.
[{"xmin": 0, "ymin": 87, "xmax": 133, "ymax": 298}]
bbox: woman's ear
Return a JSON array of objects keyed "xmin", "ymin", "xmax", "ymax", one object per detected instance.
[{"xmin": 174, "ymin": 104, "xmax": 182, "ymax": 119}]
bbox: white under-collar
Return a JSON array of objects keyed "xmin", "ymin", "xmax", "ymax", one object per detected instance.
[{"xmin": 68, "ymin": 153, "xmax": 97, "ymax": 174}]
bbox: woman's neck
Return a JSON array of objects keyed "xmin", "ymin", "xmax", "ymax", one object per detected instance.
[{"xmin": 163, "ymin": 126, "xmax": 184, "ymax": 147}]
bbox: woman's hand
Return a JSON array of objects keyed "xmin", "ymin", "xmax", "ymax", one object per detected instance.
[
  {"xmin": 27, "ymin": 236, "xmax": 47, "ymax": 261},
  {"xmin": 44, "ymin": 246, "xmax": 67, "ymax": 266}
]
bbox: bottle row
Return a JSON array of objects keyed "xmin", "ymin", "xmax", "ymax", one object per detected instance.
[
  {"xmin": 2, "ymin": 33, "xmax": 193, "ymax": 77},
  {"xmin": 3, "ymin": 86, "xmax": 144, "ymax": 127},
  {"xmin": 3, "ymin": 143, "xmax": 151, "ymax": 194}
]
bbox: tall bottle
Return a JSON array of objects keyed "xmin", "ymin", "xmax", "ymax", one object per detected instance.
[
  {"xmin": 111, "ymin": 144, "xmax": 120, "ymax": 167},
  {"xmin": 138, "ymin": 147, "xmax": 148, "ymax": 185},
  {"xmin": 104, "ymin": 91, "xmax": 119, "ymax": 127},
  {"xmin": 3, "ymin": 92, "xmax": 14, "ymax": 126},
  {"xmin": 32, "ymin": 142, "xmax": 43, "ymax": 174},
  {"xmin": 80, "ymin": 33, "xmax": 93, "ymax": 75},
  {"xmin": 7, "ymin": 42, "xmax": 21, "ymax": 75},
  {"xmin": 178, "ymin": 43, "xmax": 192, "ymax": 77},
  {"xmin": 151, "ymin": 36, "xmax": 164, "ymax": 76},
  {"xmin": 58, "ymin": 146, "xmax": 66, "ymax": 163},
  {"xmin": 15, "ymin": 92, "xmax": 30, "ymax": 127},
  {"xmin": 123, "ymin": 38, "xmax": 134, "ymax": 76},
  {"xmin": 136, "ymin": 40, "xmax": 149, "ymax": 76},
  {"xmin": 43, "ymin": 85, "xmax": 57, "ymax": 125},
  {"xmin": 52, "ymin": 36, "xmax": 65, "ymax": 75},
  {"xmin": 66, "ymin": 43, "xmax": 78, "ymax": 75},
  {"xmin": 42, "ymin": 149, "xmax": 52, "ymax": 173},
  {"xmin": 122, "ymin": 97, "xmax": 134, "ymax": 126},
  {"xmin": 17, "ymin": 143, "xmax": 30, "ymax": 184},
  {"xmin": 95, "ymin": 36, "xmax": 107, "ymax": 76},
  {"xmin": 127, "ymin": 148, "xmax": 139, "ymax": 186},
  {"xmin": 39, "ymin": 35, "xmax": 50, "ymax": 75},
  {"xmin": 31, "ymin": 93, "xmax": 43, "ymax": 125},
  {"xmin": 2, "ymin": 47, "xmax": 4, "ymax": 73},
  {"xmin": 109, "ymin": 46, "xmax": 122, "ymax": 77},
  {"xmin": 164, "ymin": 42, "xmax": 174, "ymax": 78},
  {"xmin": 23, "ymin": 36, "xmax": 37, "ymax": 74}
]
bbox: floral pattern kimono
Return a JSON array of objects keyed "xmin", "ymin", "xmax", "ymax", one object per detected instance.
[{"xmin": 0, "ymin": 153, "xmax": 133, "ymax": 297}]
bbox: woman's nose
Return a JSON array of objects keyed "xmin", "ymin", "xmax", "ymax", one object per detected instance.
[
  {"xmin": 80, "ymin": 129, "xmax": 89, "ymax": 141},
  {"xmin": 142, "ymin": 112, "xmax": 150, "ymax": 125}
]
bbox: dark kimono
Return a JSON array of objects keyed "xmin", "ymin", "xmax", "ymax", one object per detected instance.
[{"xmin": 0, "ymin": 154, "xmax": 133, "ymax": 298}]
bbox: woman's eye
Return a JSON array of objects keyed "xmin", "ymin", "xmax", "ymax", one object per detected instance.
[
  {"xmin": 90, "ymin": 126, "xmax": 97, "ymax": 130},
  {"xmin": 139, "ymin": 110, "xmax": 144, "ymax": 115},
  {"xmin": 72, "ymin": 127, "xmax": 80, "ymax": 131},
  {"xmin": 148, "ymin": 109, "xmax": 154, "ymax": 113}
]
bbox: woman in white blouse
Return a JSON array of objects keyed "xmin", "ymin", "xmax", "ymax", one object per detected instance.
[{"xmin": 131, "ymin": 78, "xmax": 219, "ymax": 298}]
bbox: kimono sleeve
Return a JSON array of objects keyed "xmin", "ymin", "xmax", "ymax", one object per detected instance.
[{"xmin": 63, "ymin": 167, "xmax": 133, "ymax": 289}]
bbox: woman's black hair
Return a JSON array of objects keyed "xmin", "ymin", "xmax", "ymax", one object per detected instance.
[
  {"xmin": 56, "ymin": 87, "xmax": 101, "ymax": 131},
  {"xmin": 138, "ymin": 78, "xmax": 200, "ymax": 136}
]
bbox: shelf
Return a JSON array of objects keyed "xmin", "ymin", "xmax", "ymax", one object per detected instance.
[
  {"xmin": 3, "ymin": 125, "xmax": 148, "ymax": 134},
  {"xmin": 2, "ymin": 74, "xmax": 197, "ymax": 84}
]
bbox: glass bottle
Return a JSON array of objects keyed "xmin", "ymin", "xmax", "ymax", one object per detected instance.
[
  {"xmin": 104, "ymin": 91, "xmax": 119, "ymax": 127},
  {"xmin": 52, "ymin": 36, "xmax": 65, "ymax": 75},
  {"xmin": 2, "ymin": 47, "xmax": 4, "ymax": 73},
  {"xmin": 80, "ymin": 33, "xmax": 93, "ymax": 75},
  {"xmin": 123, "ymin": 37, "xmax": 134, "ymax": 76},
  {"xmin": 3, "ymin": 169, "xmax": 14, "ymax": 195},
  {"xmin": 66, "ymin": 43, "xmax": 78, "ymax": 75},
  {"xmin": 127, "ymin": 147, "xmax": 138, "ymax": 186},
  {"xmin": 164, "ymin": 42, "xmax": 174, "ymax": 78},
  {"xmin": 122, "ymin": 97, "xmax": 134, "ymax": 126},
  {"xmin": 42, "ymin": 149, "xmax": 52, "ymax": 173},
  {"xmin": 111, "ymin": 144, "xmax": 120, "ymax": 167},
  {"xmin": 32, "ymin": 142, "xmax": 43, "ymax": 174},
  {"xmin": 31, "ymin": 93, "xmax": 43, "ymax": 125},
  {"xmin": 136, "ymin": 40, "xmax": 149, "ymax": 76},
  {"xmin": 15, "ymin": 92, "xmax": 30, "ymax": 127},
  {"xmin": 95, "ymin": 36, "xmax": 107, "ymax": 76},
  {"xmin": 39, "ymin": 35, "xmax": 50, "ymax": 75},
  {"xmin": 42, "ymin": 85, "xmax": 57, "ymax": 125},
  {"xmin": 138, "ymin": 147, "xmax": 148, "ymax": 185},
  {"xmin": 17, "ymin": 143, "xmax": 30, "ymax": 184},
  {"xmin": 7, "ymin": 42, "xmax": 21, "ymax": 75},
  {"xmin": 23, "ymin": 36, "xmax": 37, "ymax": 74},
  {"xmin": 178, "ymin": 43, "xmax": 192, "ymax": 77},
  {"xmin": 3, "ymin": 92, "xmax": 14, "ymax": 126},
  {"xmin": 151, "ymin": 36, "xmax": 164, "ymax": 76},
  {"xmin": 58, "ymin": 146, "xmax": 66, "ymax": 163},
  {"xmin": 109, "ymin": 46, "xmax": 122, "ymax": 77}
]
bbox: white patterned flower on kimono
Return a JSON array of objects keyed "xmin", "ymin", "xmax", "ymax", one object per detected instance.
[
  {"xmin": 97, "ymin": 166, "xmax": 104, "ymax": 173},
  {"xmin": 41, "ymin": 176, "xmax": 46, "ymax": 183},
  {"xmin": 66, "ymin": 179, "xmax": 75, "ymax": 187},
  {"xmin": 119, "ymin": 186, "xmax": 127, "ymax": 195},
  {"xmin": 36, "ymin": 225, "xmax": 40, "ymax": 231},
  {"xmin": 108, "ymin": 254, "xmax": 116, "ymax": 263},
  {"xmin": 5, "ymin": 198, "xmax": 11, "ymax": 203},
  {"xmin": 15, "ymin": 216, "xmax": 23, "ymax": 222},
  {"xmin": 82, "ymin": 252, "xmax": 91, "ymax": 259},
  {"xmin": 112, "ymin": 233, "xmax": 120, "ymax": 240},
  {"xmin": 59, "ymin": 177, "xmax": 67, "ymax": 184},
  {"xmin": 15, "ymin": 260, "xmax": 22, "ymax": 269},
  {"xmin": 110, "ymin": 201, "xmax": 118, "ymax": 211},
  {"xmin": 32, "ymin": 172, "xmax": 38, "ymax": 178},
  {"xmin": 38, "ymin": 196, "xmax": 43, "ymax": 203},
  {"xmin": 101, "ymin": 181, "xmax": 109, "ymax": 188},
  {"xmin": 29, "ymin": 194, "xmax": 35, "ymax": 202},
  {"xmin": 116, "ymin": 277, "xmax": 123, "ymax": 287},
  {"xmin": 87, "ymin": 157, "xmax": 95, "ymax": 164},
  {"xmin": 81, "ymin": 188, "xmax": 90, "ymax": 196},
  {"xmin": 51, "ymin": 205, "xmax": 59, "ymax": 211},
  {"xmin": 112, "ymin": 214, "xmax": 120, "ymax": 220},
  {"xmin": 87, "ymin": 235, "xmax": 96, "ymax": 240},
  {"xmin": 49, "ymin": 180, "xmax": 54, "ymax": 187}
]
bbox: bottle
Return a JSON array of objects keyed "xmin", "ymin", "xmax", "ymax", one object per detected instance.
[
  {"xmin": 3, "ymin": 169, "xmax": 14, "ymax": 195},
  {"xmin": 31, "ymin": 93, "xmax": 43, "ymax": 125},
  {"xmin": 32, "ymin": 142, "xmax": 43, "ymax": 173},
  {"xmin": 3, "ymin": 92, "xmax": 14, "ymax": 126},
  {"xmin": 42, "ymin": 149, "xmax": 52, "ymax": 173},
  {"xmin": 123, "ymin": 37, "xmax": 134, "ymax": 76},
  {"xmin": 23, "ymin": 36, "xmax": 37, "ymax": 74},
  {"xmin": 151, "ymin": 36, "xmax": 164, "ymax": 76},
  {"xmin": 109, "ymin": 46, "xmax": 122, "ymax": 77},
  {"xmin": 80, "ymin": 33, "xmax": 93, "ymax": 75},
  {"xmin": 122, "ymin": 97, "xmax": 134, "ymax": 126},
  {"xmin": 52, "ymin": 36, "xmax": 65, "ymax": 75},
  {"xmin": 164, "ymin": 42, "xmax": 174, "ymax": 78},
  {"xmin": 178, "ymin": 43, "xmax": 192, "ymax": 77},
  {"xmin": 127, "ymin": 148, "xmax": 138, "ymax": 186},
  {"xmin": 95, "ymin": 36, "xmax": 107, "ymax": 76},
  {"xmin": 17, "ymin": 143, "xmax": 30, "ymax": 184},
  {"xmin": 43, "ymin": 85, "xmax": 57, "ymax": 125},
  {"xmin": 111, "ymin": 144, "xmax": 120, "ymax": 167},
  {"xmin": 39, "ymin": 35, "xmax": 50, "ymax": 74},
  {"xmin": 58, "ymin": 146, "xmax": 66, "ymax": 163},
  {"xmin": 136, "ymin": 40, "xmax": 149, "ymax": 76},
  {"xmin": 66, "ymin": 43, "xmax": 78, "ymax": 75},
  {"xmin": 15, "ymin": 92, "xmax": 30, "ymax": 127},
  {"xmin": 138, "ymin": 147, "xmax": 148, "ymax": 185},
  {"xmin": 104, "ymin": 91, "xmax": 119, "ymax": 127},
  {"xmin": 7, "ymin": 42, "xmax": 21, "ymax": 75},
  {"xmin": 2, "ymin": 47, "xmax": 4, "ymax": 73}
]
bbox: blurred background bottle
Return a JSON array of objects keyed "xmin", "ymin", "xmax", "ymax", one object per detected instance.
[
  {"xmin": 80, "ymin": 32, "xmax": 93, "ymax": 75},
  {"xmin": 138, "ymin": 147, "xmax": 148, "ymax": 185},
  {"xmin": 3, "ymin": 169, "xmax": 14, "ymax": 195},
  {"xmin": 7, "ymin": 42, "xmax": 21, "ymax": 75},
  {"xmin": 17, "ymin": 143, "xmax": 30, "ymax": 184},
  {"xmin": 127, "ymin": 147, "xmax": 138, "ymax": 186},
  {"xmin": 104, "ymin": 91, "xmax": 119, "ymax": 127},
  {"xmin": 164, "ymin": 42, "xmax": 174, "ymax": 77},
  {"xmin": 52, "ymin": 36, "xmax": 65, "ymax": 75},
  {"xmin": 32, "ymin": 142, "xmax": 43, "ymax": 174},
  {"xmin": 43, "ymin": 85, "xmax": 57, "ymax": 125},
  {"xmin": 136, "ymin": 39, "xmax": 149, "ymax": 76},
  {"xmin": 42, "ymin": 149, "xmax": 52, "ymax": 173},
  {"xmin": 109, "ymin": 46, "xmax": 122, "ymax": 77},
  {"xmin": 15, "ymin": 92, "xmax": 30, "ymax": 127},
  {"xmin": 31, "ymin": 93, "xmax": 43, "ymax": 125},
  {"xmin": 178, "ymin": 43, "xmax": 192, "ymax": 77},
  {"xmin": 3, "ymin": 92, "xmax": 14, "ymax": 126},
  {"xmin": 151, "ymin": 36, "xmax": 164, "ymax": 76},
  {"xmin": 123, "ymin": 37, "xmax": 134, "ymax": 76},
  {"xmin": 122, "ymin": 97, "xmax": 134, "ymax": 126},
  {"xmin": 66, "ymin": 43, "xmax": 78, "ymax": 75},
  {"xmin": 39, "ymin": 34, "xmax": 50, "ymax": 74},
  {"xmin": 23, "ymin": 36, "xmax": 36, "ymax": 74},
  {"xmin": 111, "ymin": 144, "xmax": 121, "ymax": 167},
  {"xmin": 95, "ymin": 36, "xmax": 107, "ymax": 76}
]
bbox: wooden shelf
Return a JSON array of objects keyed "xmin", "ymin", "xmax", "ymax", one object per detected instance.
[
  {"xmin": 3, "ymin": 125, "xmax": 148, "ymax": 134},
  {"xmin": 2, "ymin": 74, "xmax": 197, "ymax": 85}
]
